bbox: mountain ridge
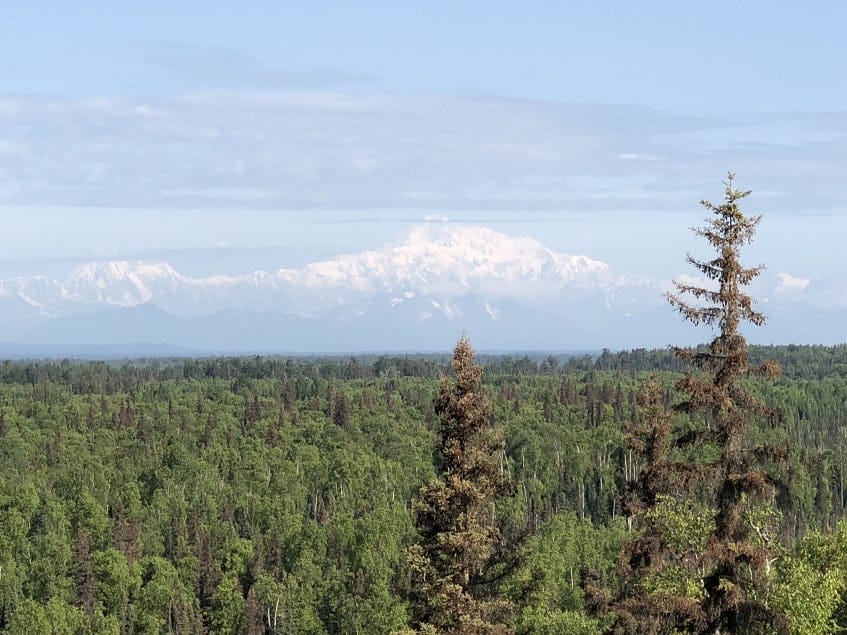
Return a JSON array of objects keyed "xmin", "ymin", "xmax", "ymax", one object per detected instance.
[
  {"xmin": 1, "ymin": 222, "xmax": 842, "ymax": 352},
  {"xmin": 0, "ymin": 222, "xmax": 622, "ymax": 317}
]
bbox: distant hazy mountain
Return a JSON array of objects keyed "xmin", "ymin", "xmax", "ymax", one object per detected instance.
[{"xmin": 0, "ymin": 222, "xmax": 842, "ymax": 354}]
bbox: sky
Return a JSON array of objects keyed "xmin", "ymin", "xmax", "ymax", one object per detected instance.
[{"xmin": 1, "ymin": 1, "xmax": 846, "ymax": 288}]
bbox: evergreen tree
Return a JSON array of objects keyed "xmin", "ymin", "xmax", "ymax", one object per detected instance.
[
  {"xmin": 609, "ymin": 378, "xmax": 705, "ymax": 633},
  {"xmin": 666, "ymin": 174, "xmax": 786, "ymax": 633},
  {"xmin": 407, "ymin": 337, "xmax": 516, "ymax": 634},
  {"xmin": 605, "ymin": 176, "xmax": 786, "ymax": 634}
]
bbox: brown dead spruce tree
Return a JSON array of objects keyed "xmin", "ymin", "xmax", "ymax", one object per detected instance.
[
  {"xmin": 609, "ymin": 376, "xmax": 707, "ymax": 632},
  {"xmin": 406, "ymin": 336, "xmax": 516, "ymax": 635},
  {"xmin": 609, "ymin": 174, "xmax": 787, "ymax": 634}
]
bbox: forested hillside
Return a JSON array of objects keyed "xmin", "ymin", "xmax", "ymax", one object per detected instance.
[{"xmin": 0, "ymin": 344, "xmax": 846, "ymax": 633}]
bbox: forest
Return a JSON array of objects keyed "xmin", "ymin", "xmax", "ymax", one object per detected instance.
[
  {"xmin": 1, "ymin": 180, "xmax": 846, "ymax": 634},
  {"xmin": 0, "ymin": 340, "xmax": 844, "ymax": 634}
]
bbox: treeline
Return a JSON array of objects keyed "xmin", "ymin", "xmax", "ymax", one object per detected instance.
[
  {"xmin": 0, "ymin": 346, "xmax": 845, "ymax": 632},
  {"xmin": 1, "ymin": 341, "xmax": 844, "ymax": 392}
]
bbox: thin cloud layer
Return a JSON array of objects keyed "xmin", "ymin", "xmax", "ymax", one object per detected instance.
[{"xmin": 1, "ymin": 92, "xmax": 846, "ymax": 213}]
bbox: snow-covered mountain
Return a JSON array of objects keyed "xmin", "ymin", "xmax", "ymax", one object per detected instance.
[
  {"xmin": 0, "ymin": 222, "xmax": 842, "ymax": 353},
  {"xmin": 1, "ymin": 223, "xmax": 626, "ymax": 316}
]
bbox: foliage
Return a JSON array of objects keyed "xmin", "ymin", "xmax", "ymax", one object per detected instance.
[
  {"xmin": 665, "ymin": 175, "xmax": 786, "ymax": 632},
  {"xmin": 770, "ymin": 523, "xmax": 847, "ymax": 634},
  {"xmin": 407, "ymin": 337, "xmax": 516, "ymax": 634},
  {"xmin": 606, "ymin": 175, "xmax": 792, "ymax": 633},
  {"xmin": 608, "ymin": 380, "xmax": 711, "ymax": 633},
  {"xmin": 0, "ymin": 339, "xmax": 844, "ymax": 631}
]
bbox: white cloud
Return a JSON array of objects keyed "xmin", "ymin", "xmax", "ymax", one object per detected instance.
[
  {"xmin": 0, "ymin": 92, "xmax": 846, "ymax": 217},
  {"xmin": 775, "ymin": 272, "xmax": 810, "ymax": 294},
  {"xmin": 618, "ymin": 152, "xmax": 659, "ymax": 161}
]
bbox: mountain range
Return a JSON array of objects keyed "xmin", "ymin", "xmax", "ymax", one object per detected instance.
[{"xmin": 0, "ymin": 223, "xmax": 843, "ymax": 355}]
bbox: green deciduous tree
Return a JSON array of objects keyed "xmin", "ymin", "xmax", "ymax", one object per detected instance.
[{"xmin": 770, "ymin": 522, "xmax": 847, "ymax": 634}]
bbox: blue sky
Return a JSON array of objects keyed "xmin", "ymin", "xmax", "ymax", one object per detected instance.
[
  {"xmin": 1, "ymin": 1, "xmax": 845, "ymax": 291},
  {"xmin": 5, "ymin": 1, "xmax": 847, "ymax": 112}
]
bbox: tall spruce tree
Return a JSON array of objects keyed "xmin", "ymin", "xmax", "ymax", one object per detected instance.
[
  {"xmin": 606, "ymin": 175, "xmax": 786, "ymax": 634},
  {"xmin": 407, "ymin": 336, "xmax": 515, "ymax": 634},
  {"xmin": 666, "ymin": 173, "xmax": 785, "ymax": 633}
]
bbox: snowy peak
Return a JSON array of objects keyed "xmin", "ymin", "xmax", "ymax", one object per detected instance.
[
  {"xmin": 67, "ymin": 261, "xmax": 180, "ymax": 284},
  {"xmin": 403, "ymin": 222, "xmax": 515, "ymax": 249},
  {"xmin": 62, "ymin": 261, "xmax": 183, "ymax": 307},
  {"xmin": 399, "ymin": 222, "xmax": 608, "ymax": 274},
  {"xmin": 0, "ymin": 223, "xmax": 620, "ymax": 319},
  {"xmin": 400, "ymin": 222, "xmax": 611, "ymax": 282},
  {"xmin": 297, "ymin": 222, "xmax": 613, "ymax": 300}
]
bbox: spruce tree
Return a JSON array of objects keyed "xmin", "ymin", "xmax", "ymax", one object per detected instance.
[
  {"xmin": 407, "ymin": 336, "xmax": 515, "ymax": 634},
  {"xmin": 666, "ymin": 173, "xmax": 786, "ymax": 633},
  {"xmin": 606, "ymin": 175, "xmax": 786, "ymax": 634},
  {"xmin": 610, "ymin": 378, "xmax": 705, "ymax": 633}
]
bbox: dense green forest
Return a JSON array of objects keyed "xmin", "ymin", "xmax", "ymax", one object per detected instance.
[{"xmin": 0, "ymin": 343, "xmax": 845, "ymax": 633}]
